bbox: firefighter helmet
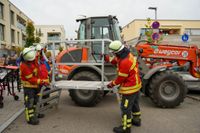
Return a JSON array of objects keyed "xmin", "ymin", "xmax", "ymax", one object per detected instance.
[
  {"xmin": 35, "ymin": 44, "xmax": 43, "ymax": 51},
  {"xmin": 22, "ymin": 48, "xmax": 36, "ymax": 61},
  {"xmin": 29, "ymin": 45, "xmax": 35, "ymax": 50},
  {"xmin": 109, "ymin": 40, "xmax": 124, "ymax": 53}
]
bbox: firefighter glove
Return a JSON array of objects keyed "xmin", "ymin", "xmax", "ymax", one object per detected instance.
[
  {"xmin": 107, "ymin": 82, "xmax": 114, "ymax": 88},
  {"xmin": 41, "ymin": 79, "xmax": 49, "ymax": 86}
]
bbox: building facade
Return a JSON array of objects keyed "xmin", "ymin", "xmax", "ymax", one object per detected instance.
[
  {"xmin": 121, "ymin": 19, "xmax": 200, "ymax": 45},
  {"xmin": 0, "ymin": 0, "xmax": 32, "ymax": 49},
  {"xmin": 35, "ymin": 25, "xmax": 66, "ymax": 55}
]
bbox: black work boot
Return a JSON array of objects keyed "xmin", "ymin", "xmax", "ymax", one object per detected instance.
[
  {"xmin": 132, "ymin": 115, "xmax": 141, "ymax": 127},
  {"xmin": 38, "ymin": 114, "xmax": 45, "ymax": 118},
  {"xmin": 27, "ymin": 117, "xmax": 39, "ymax": 125},
  {"xmin": 113, "ymin": 125, "xmax": 131, "ymax": 133}
]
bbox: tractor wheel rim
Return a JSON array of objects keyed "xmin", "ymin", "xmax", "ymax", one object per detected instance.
[
  {"xmin": 76, "ymin": 90, "xmax": 94, "ymax": 100},
  {"xmin": 159, "ymin": 80, "xmax": 180, "ymax": 101}
]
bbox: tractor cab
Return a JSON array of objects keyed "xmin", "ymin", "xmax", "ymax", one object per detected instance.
[
  {"xmin": 56, "ymin": 16, "xmax": 121, "ymax": 77},
  {"xmin": 76, "ymin": 15, "xmax": 121, "ymax": 61}
]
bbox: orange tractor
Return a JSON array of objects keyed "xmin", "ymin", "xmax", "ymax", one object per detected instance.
[
  {"xmin": 133, "ymin": 40, "xmax": 200, "ymax": 107},
  {"xmin": 55, "ymin": 15, "xmax": 200, "ymax": 108}
]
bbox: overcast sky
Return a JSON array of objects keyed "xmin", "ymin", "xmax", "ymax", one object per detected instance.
[{"xmin": 10, "ymin": 0, "xmax": 200, "ymax": 38}]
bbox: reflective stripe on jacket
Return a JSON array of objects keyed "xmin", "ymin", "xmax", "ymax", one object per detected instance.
[
  {"xmin": 110, "ymin": 53, "xmax": 142, "ymax": 94},
  {"xmin": 20, "ymin": 61, "xmax": 40, "ymax": 88}
]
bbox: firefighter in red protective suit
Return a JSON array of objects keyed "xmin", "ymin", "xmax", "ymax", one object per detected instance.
[
  {"xmin": 35, "ymin": 44, "xmax": 50, "ymax": 105},
  {"xmin": 20, "ymin": 48, "xmax": 49, "ymax": 125},
  {"xmin": 105, "ymin": 41, "xmax": 142, "ymax": 133}
]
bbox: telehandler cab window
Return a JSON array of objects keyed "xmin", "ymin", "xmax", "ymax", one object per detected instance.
[
  {"xmin": 91, "ymin": 17, "xmax": 122, "ymax": 62},
  {"xmin": 78, "ymin": 23, "xmax": 85, "ymax": 41},
  {"xmin": 112, "ymin": 19, "xmax": 121, "ymax": 41},
  {"xmin": 92, "ymin": 27, "xmax": 110, "ymax": 39}
]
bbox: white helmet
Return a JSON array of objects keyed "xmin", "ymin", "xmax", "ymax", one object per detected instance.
[
  {"xmin": 29, "ymin": 45, "xmax": 35, "ymax": 50},
  {"xmin": 109, "ymin": 40, "xmax": 124, "ymax": 53},
  {"xmin": 22, "ymin": 48, "xmax": 36, "ymax": 61},
  {"xmin": 35, "ymin": 44, "xmax": 43, "ymax": 51}
]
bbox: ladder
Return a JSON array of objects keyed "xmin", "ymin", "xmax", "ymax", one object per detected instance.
[
  {"xmin": 35, "ymin": 85, "xmax": 62, "ymax": 114},
  {"xmin": 35, "ymin": 81, "xmax": 111, "ymax": 114}
]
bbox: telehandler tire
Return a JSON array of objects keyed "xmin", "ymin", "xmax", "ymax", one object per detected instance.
[
  {"xmin": 69, "ymin": 71, "xmax": 104, "ymax": 107},
  {"xmin": 149, "ymin": 70, "xmax": 187, "ymax": 108}
]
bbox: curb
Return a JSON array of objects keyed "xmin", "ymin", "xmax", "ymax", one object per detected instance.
[{"xmin": 0, "ymin": 108, "xmax": 24, "ymax": 133}]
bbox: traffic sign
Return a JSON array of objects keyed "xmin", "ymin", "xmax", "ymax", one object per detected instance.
[
  {"xmin": 182, "ymin": 33, "xmax": 189, "ymax": 42},
  {"xmin": 152, "ymin": 32, "xmax": 160, "ymax": 40},
  {"xmin": 152, "ymin": 21, "xmax": 160, "ymax": 29}
]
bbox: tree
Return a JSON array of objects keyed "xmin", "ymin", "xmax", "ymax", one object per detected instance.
[
  {"xmin": 59, "ymin": 46, "xmax": 64, "ymax": 52},
  {"xmin": 25, "ymin": 22, "xmax": 41, "ymax": 47},
  {"xmin": 25, "ymin": 21, "xmax": 35, "ymax": 47},
  {"xmin": 35, "ymin": 28, "xmax": 42, "ymax": 43}
]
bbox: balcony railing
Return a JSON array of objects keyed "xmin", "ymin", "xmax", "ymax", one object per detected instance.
[{"xmin": 47, "ymin": 36, "xmax": 61, "ymax": 41}]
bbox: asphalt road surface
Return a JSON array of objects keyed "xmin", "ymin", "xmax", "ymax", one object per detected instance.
[{"xmin": 3, "ymin": 90, "xmax": 200, "ymax": 133}]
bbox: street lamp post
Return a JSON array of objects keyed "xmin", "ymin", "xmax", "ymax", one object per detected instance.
[{"xmin": 148, "ymin": 7, "xmax": 157, "ymax": 20}]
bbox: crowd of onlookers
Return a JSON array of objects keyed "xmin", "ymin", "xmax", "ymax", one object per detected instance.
[
  {"xmin": 0, "ymin": 53, "xmax": 18, "ymax": 66},
  {"xmin": 2, "ymin": 53, "xmax": 18, "ymax": 66}
]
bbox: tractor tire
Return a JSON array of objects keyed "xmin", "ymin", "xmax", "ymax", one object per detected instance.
[
  {"xmin": 148, "ymin": 70, "xmax": 187, "ymax": 108},
  {"xmin": 69, "ymin": 71, "xmax": 104, "ymax": 107},
  {"xmin": 144, "ymin": 85, "xmax": 150, "ymax": 97},
  {"xmin": 0, "ymin": 102, "xmax": 3, "ymax": 108}
]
